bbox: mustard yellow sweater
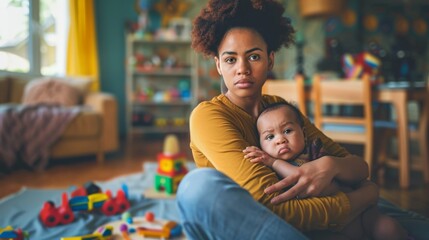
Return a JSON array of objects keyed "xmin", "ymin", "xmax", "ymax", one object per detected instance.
[{"xmin": 190, "ymin": 94, "xmax": 351, "ymax": 231}]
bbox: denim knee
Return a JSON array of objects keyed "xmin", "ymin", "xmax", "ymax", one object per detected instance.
[
  {"xmin": 177, "ymin": 168, "xmax": 224, "ymax": 211},
  {"xmin": 176, "ymin": 168, "xmax": 228, "ymax": 239}
]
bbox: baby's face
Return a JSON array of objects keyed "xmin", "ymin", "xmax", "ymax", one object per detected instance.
[{"xmin": 257, "ymin": 106, "xmax": 305, "ymax": 160}]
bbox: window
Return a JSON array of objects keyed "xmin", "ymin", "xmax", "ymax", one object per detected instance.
[{"xmin": 0, "ymin": 0, "xmax": 68, "ymax": 76}]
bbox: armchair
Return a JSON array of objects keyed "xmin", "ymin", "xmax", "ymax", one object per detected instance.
[{"xmin": 0, "ymin": 76, "xmax": 119, "ymax": 168}]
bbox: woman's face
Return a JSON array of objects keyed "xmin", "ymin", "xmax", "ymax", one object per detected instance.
[{"xmin": 215, "ymin": 28, "xmax": 274, "ymax": 100}]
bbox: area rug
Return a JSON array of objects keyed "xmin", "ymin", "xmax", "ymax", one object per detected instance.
[
  {"xmin": 1, "ymin": 162, "xmax": 429, "ymax": 240},
  {"xmin": 0, "ymin": 162, "xmax": 195, "ymax": 240}
]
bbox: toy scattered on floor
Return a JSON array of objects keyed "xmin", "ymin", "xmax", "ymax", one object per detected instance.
[
  {"xmin": 137, "ymin": 220, "xmax": 182, "ymax": 239},
  {"xmin": 122, "ymin": 211, "xmax": 133, "ymax": 224},
  {"xmin": 145, "ymin": 211, "xmax": 155, "ymax": 222},
  {"xmin": 39, "ymin": 182, "xmax": 130, "ymax": 227},
  {"xmin": 154, "ymin": 134, "xmax": 188, "ymax": 195},
  {"xmin": 69, "ymin": 182, "xmax": 129, "ymax": 216},
  {"xmin": 119, "ymin": 224, "xmax": 131, "ymax": 240},
  {"xmin": 97, "ymin": 212, "xmax": 183, "ymax": 239},
  {"xmin": 39, "ymin": 193, "xmax": 75, "ymax": 227},
  {"xmin": 60, "ymin": 225, "xmax": 113, "ymax": 240},
  {"xmin": 0, "ymin": 226, "xmax": 29, "ymax": 240}
]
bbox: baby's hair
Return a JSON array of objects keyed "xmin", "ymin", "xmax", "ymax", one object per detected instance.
[
  {"xmin": 192, "ymin": 0, "xmax": 295, "ymax": 57},
  {"xmin": 258, "ymin": 102, "xmax": 305, "ymax": 127}
]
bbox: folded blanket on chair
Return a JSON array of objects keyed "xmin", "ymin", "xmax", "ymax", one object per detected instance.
[{"xmin": 0, "ymin": 104, "xmax": 80, "ymax": 171}]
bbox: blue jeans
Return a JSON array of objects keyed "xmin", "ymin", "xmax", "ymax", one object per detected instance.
[
  {"xmin": 177, "ymin": 169, "xmax": 429, "ymax": 240},
  {"xmin": 176, "ymin": 168, "xmax": 308, "ymax": 240}
]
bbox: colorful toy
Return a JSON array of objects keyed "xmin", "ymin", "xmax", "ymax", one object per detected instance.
[
  {"xmin": 95, "ymin": 215, "xmax": 184, "ymax": 239},
  {"xmin": 39, "ymin": 193, "xmax": 74, "ymax": 227},
  {"xmin": 0, "ymin": 226, "xmax": 28, "ymax": 240},
  {"xmin": 145, "ymin": 211, "xmax": 155, "ymax": 222},
  {"xmin": 60, "ymin": 226, "xmax": 113, "ymax": 240},
  {"xmin": 119, "ymin": 224, "xmax": 131, "ymax": 240},
  {"xmin": 121, "ymin": 211, "xmax": 133, "ymax": 224},
  {"xmin": 342, "ymin": 51, "xmax": 381, "ymax": 80},
  {"xmin": 70, "ymin": 183, "xmax": 130, "ymax": 216},
  {"xmin": 137, "ymin": 220, "xmax": 182, "ymax": 239},
  {"xmin": 40, "ymin": 183, "xmax": 130, "ymax": 227},
  {"xmin": 154, "ymin": 134, "xmax": 188, "ymax": 195}
]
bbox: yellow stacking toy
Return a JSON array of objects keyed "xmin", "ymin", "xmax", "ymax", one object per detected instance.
[{"xmin": 154, "ymin": 134, "xmax": 188, "ymax": 195}]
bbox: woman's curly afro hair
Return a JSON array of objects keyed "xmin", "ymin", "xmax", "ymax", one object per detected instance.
[{"xmin": 192, "ymin": 0, "xmax": 295, "ymax": 57}]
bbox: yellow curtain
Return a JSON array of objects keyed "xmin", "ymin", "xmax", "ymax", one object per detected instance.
[{"xmin": 67, "ymin": 0, "xmax": 99, "ymax": 91}]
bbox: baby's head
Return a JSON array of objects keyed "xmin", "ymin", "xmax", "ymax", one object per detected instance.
[{"xmin": 257, "ymin": 102, "xmax": 305, "ymax": 160}]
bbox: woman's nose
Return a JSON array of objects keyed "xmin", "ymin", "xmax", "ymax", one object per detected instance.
[{"xmin": 237, "ymin": 60, "xmax": 250, "ymax": 75}]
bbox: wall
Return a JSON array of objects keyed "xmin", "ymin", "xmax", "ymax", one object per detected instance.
[{"xmin": 95, "ymin": 0, "xmax": 137, "ymax": 137}]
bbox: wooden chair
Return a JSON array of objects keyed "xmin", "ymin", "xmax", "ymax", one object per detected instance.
[
  {"xmin": 262, "ymin": 74, "xmax": 307, "ymax": 116},
  {"xmin": 313, "ymin": 74, "xmax": 374, "ymax": 176},
  {"xmin": 375, "ymin": 83, "xmax": 429, "ymax": 187}
]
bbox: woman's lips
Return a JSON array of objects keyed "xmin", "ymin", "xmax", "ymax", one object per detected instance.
[{"xmin": 235, "ymin": 80, "xmax": 253, "ymax": 88}]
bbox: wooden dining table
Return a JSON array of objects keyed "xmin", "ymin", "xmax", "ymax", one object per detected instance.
[{"xmin": 373, "ymin": 82, "xmax": 428, "ymax": 188}]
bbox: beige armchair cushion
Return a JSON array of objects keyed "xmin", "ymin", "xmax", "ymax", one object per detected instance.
[{"xmin": 61, "ymin": 110, "xmax": 102, "ymax": 138}]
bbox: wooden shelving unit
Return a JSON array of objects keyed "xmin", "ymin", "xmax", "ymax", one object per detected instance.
[{"xmin": 125, "ymin": 34, "xmax": 198, "ymax": 140}]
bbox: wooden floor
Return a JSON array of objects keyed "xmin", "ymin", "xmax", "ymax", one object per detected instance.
[{"xmin": 1, "ymin": 135, "xmax": 428, "ymax": 218}]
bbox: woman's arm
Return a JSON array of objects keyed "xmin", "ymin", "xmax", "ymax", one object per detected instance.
[
  {"xmin": 263, "ymin": 155, "xmax": 377, "ymax": 225},
  {"xmin": 265, "ymin": 154, "xmax": 369, "ymax": 203}
]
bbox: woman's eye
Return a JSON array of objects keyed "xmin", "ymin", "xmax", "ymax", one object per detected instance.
[
  {"xmin": 225, "ymin": 57, "xmax": 236, "ymax": 64},
  {"xmin": 249, "ymin": 54, "xmax": 260, "ymax": 61}
]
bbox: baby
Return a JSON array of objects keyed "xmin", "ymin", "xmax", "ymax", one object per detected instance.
[
  {"xmin": 244, "ymin": 101, "xmax": 340, "ymax": 196},
  {"xmin": 243, "ymin": 101, "xmax": 408, "ymax": 239}
]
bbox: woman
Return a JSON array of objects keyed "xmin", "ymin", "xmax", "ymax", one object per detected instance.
[{"xmin": 177, "ymin": 0, "xmax": 385, "ymax": 239}]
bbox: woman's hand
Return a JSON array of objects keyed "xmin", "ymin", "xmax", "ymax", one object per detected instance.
[
  {"xmin": 265, "ymin": 155, "xmax": 336, "ymax": 204},
  {"xmin": 243, "ymin": 146, "xmax": 276, "ymax": 168}
]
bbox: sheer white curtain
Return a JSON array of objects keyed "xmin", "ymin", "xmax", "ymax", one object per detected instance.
[{"xmin": 55, "ymin": 0, "xmax": 69, "ymax": 76}]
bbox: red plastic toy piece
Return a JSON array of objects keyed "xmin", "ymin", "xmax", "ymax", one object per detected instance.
[
  {"xmin": 101, "ymin": 189, "xmax": 130, "ymax": 216},
  {"xmin": 58, "ymin": 193, "xmax": 74, "ymax": 225},
  {"xmin": 145, "ymin": 211, "xmax": 155, "ymax": 222},
  {"xmin": 70, "ymin": 186, "xmax": 86, "ymax": 197},
  {"xmin": 39, "ymin": 201, "xmax": 61, "ymax": 227},
  {"xmin": 39, "ymin": 193, "xmax": 75, "ymax": 227}
]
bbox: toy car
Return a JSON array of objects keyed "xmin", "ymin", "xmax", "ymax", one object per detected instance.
[{"xmin": 40, "ymin": 183, "xmax": 130, "ymax": 227}]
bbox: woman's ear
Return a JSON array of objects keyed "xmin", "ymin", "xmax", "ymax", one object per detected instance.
[
  {"xmin": 268, "ymin": 51, "xmax": 275, "ymax": 70},
  {"xmin": 214, "ymin": 56, "xmax": 222, "ymax": 75}
]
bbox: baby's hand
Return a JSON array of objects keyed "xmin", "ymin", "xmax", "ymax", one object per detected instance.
[{"xmin": 243, "ymin": 146, "xmax": 275, "ymax": 167}]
